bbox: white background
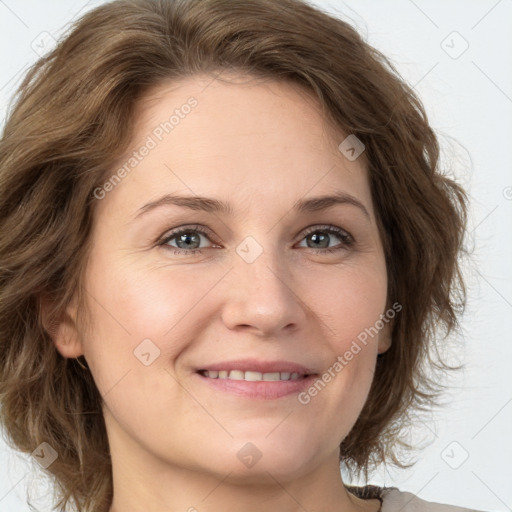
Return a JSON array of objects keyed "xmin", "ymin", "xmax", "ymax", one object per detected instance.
[{"xmin": 0, "ymin": 1, "xmax": 511, "ymax": 511}]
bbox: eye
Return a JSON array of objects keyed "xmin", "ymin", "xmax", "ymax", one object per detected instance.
[
  {"xmin": 157, "ymin": 224, "xmax": 354, "ymax": 256},
  {"xmin": 158, "ymin": 224, "xmax": 217, "ymax": 255},
  {"xmin": 296, "ymin": 225, "xmax": 354, "ymax": 254}
]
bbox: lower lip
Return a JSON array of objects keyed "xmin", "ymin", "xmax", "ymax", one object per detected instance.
[{"xmin": 195, "ymin": 372, "xmax": 318, "ymax": 399}]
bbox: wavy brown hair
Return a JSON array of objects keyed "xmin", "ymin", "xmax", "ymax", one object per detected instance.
[{"xmin": 0, "ymin": 0, "xmax": 468, "ymax": 510}]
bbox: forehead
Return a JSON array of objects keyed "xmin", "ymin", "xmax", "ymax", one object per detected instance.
[
  {"xmin": 95, "ymin": 73, "xmax": 374, "ymax": 223},
  {"xmin": 135, "ymin": 72, "xmax": 352, "ymax": 162}
]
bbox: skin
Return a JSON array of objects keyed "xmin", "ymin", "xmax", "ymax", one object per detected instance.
[{"xmin": 49, "ymin": 72, "xmax": 392, "ymax": 512}]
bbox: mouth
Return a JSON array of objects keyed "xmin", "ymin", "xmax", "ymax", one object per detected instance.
[
  {"xmin": 197, "ymin": 369, "xmax": 312, "ymax": 381},
  {"xmin": 195, "ymin": 369, "xmax": 318, "ymax": 401}
]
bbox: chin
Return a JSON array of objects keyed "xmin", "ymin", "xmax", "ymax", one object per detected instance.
[{"xmin": 206, "ymin": 438, "xmax": 318, "ymax": 484}]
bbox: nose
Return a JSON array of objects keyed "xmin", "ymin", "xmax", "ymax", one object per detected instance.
[{"xmin": 219, "ymin": 241, "xmax": 308, "ymax": 338}]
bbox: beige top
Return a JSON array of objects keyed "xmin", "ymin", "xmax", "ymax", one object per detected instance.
[{"xmin": 347, "ymin": 485, "xmax": 486, "ymax": 512}]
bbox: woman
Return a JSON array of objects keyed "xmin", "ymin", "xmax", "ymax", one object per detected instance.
[{"xmin": 0, "ymin": 0, "xmax": 481, "ymax": 511}]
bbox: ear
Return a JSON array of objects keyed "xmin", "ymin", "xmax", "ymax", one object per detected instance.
[
  {"xmin": 40, "ymin": 293, "xmax": 84, "ymax": 359},
  {"xmin": 377, "ymin": 320, "xmax": 393, "ymax": 355}
]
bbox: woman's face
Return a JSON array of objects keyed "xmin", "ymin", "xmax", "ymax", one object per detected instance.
[{"xmin": 56, "ymin": 74, "xmax": 391, "ymax": 484}]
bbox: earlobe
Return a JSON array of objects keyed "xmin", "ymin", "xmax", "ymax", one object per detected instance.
[
  {"xmin": 377, "ymin": 321, "xmax": 393, "ymax": 354},
  {"xmin": 40, "ymin": 294, "xmax": 84, "ymax": 359}
]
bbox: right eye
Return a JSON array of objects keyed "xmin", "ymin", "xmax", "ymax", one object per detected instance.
[{"xmin": 158, "ymin": 225, "xmax": 219, "ymax": 255}]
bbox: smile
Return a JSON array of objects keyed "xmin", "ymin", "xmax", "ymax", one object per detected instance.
[
  {"xmin": 198, "ymin": 370, "xmax": 309, "ymax": 381},
  {"xmin": 195, "ymin": 370, "xmax": 318, "ymax": 400}
]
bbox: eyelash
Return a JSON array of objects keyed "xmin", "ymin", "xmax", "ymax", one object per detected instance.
[{"xmin": 157, "ymin": 224, "xmax": 355, "ymax": 257}]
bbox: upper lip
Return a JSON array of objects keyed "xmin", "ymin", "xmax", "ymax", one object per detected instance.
[{"xmin": 197, "ymin": 359, "xmax": 318, "ymax": 375}]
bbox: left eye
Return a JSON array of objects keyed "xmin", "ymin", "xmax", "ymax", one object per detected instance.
[
  {"xmin": 158, "ymin": 224, "xmax": 354, "ymax": 255},
  {"xmin": 297, "ymin": 226, "xmax": 354, "ymax": 252}
]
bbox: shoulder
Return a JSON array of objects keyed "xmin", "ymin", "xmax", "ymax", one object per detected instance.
[{"xmin": 380, "ymin": 487, "xmax": 488, "ymax": 512}]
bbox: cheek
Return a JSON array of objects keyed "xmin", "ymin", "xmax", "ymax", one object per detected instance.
[
  {"xmin": 82, "ymin": 238, "xmax": 386, "ymax": 396},
  {"xmin": 303, "ymin": 260, "xmax": 387, "ymax": 349},
  {"xmin": 296, "ymin": 263, "xmax": 386, "ymax": 412},
  {"xmin": 80, "ymin": 252, "xmax": 220, "ymax": 374}
]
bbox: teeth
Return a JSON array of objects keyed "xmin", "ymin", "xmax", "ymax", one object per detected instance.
[
  {"xmin": 201, "ymin": 370, "xmax": 307, "ymax": 381},
  {"xmin": 245, "ymin": 371, "xmax": 263, "ymax": 381}
]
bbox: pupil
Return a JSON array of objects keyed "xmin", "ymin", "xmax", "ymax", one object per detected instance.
[
  {"xmin": 177, "ymin": 232, "xmax": 199, "ymax": 249},
  {"xmin": 309, "ymin": 232, "xmax": 328, "ymax": 248}
]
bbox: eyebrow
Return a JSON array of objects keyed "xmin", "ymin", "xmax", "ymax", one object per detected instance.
[{"xmin": 133, "ymin": 191, "xmax": 370, "ymax": 220}]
